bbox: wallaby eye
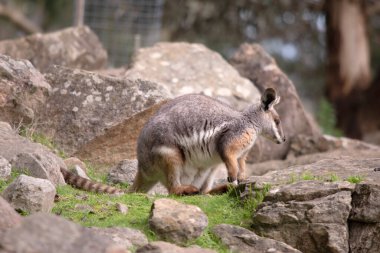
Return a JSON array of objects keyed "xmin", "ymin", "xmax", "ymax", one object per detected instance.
[{"xmin": 274, "ymin": 119, "xmax": 280, "ymax": 126}]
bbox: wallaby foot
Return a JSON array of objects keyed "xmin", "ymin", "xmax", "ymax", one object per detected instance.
[
  {"xmin": 169, "ymin": 185, "xmax": 200, "ymax": 195},
  {"xmin": 206, "ymin": 184, "xmax": 233, "ymax": 195}
]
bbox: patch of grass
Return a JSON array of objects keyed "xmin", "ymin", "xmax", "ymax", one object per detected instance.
[
  {"xmin": 0, "ymin": 169, "xmax": 26, "ymax": 192},
  {"xmin": 328, "ymin": 173, "xmax": 340, "ymax": 182},
  {"xmin": 346, "ymin": 175, "xmax": 364, "ymax": 184},
  {"xmin": 18, "ymin": 125, "xmax": 66, "ymax": 158},
  {"xmin": 286, "ymin": 172, "xmax": 342, "ymax": 184},
  {"xmin": 300, "ymin": 171, "xmax": 316, "ymax": 181}
]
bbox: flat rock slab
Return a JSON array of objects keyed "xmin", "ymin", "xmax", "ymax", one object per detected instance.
[
  {"xmin": 0, "ymin": 213, "xmax": 127, "ymax": 253},
  {"xmin": 213, "ymin": 224, "xmax": 301, "ymax": 253},
  {"xmin": 2, "ymin": 175, "xmax": 56, "ymax": 213},
  {"xmin": 136, "ymin": 241, "xmax": 216, "ymax": 253},
  {"xmin": 41, "ymin": 65, "xmax": 170, "ymax": 161},
  {"xmin": 149, "ymin": 198, "xmax": 208, "ymax": 244},
  {"xmin": 249, "ymin": 156, "xmax": 380, "ymax": 187},
  {"xmin": 0, "ymin": 26, "xmax": 107, "ymax": 72},
  {"xmin": 0, "ymin": 121, "xmax": 65, "ymax": 185}
]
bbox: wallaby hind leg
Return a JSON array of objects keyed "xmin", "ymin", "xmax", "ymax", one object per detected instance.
[
  {"xmin": 128, "ymin": 170, "xmax": 157, "ymax": 193},
  {"xmin": 237, "ymin": 152, "xmax": 248, "ymax": 182},
  {"xmin": 160, "ymin": 147, "xmax": 199, "ymax": 195}
]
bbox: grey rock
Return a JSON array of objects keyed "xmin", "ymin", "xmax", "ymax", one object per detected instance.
[
  {"xmin": 253, "ymin": 186, "xmax": 352, "ymax": 253},
  {"xmin": 213, "ymin": 224, "xmax": 301, "ymax": 253},
  {"xmin": 89, "ymin": 227, "xmax": 148, "ymax": 250},
  {"xmin": 0, "ymin": 213, "xmax": 127, "ymax": 253},
  {"xmin": 11, "ymin": 151, "xmax": 66, "ymax": 186},
  {"xmin": 149, "ymin": 198, "xmax": 208, "ymax": 244},
  {"xmin": 350, "ymin": 183, "xmax": 380, "ymax": 222},
  {"xmin": 265, "ymin": 181, "xmax": 355, "ymax": 202},
  {"xmin": 115, "ymin": 203, "xmax": 128, "ymax": 215},
  {"xmin": 230, "ymin": 43, "xmax": 321, "ymax": 162},
  {"xmin": 2, "ymin": 175, "xmax": 56, "ymax": 213},
  {"xmin": 0, "ymin": 121, "xmax": 66, "ymax": 185},
  {"xmin": 108, "ymin": 159, "xmax": 138, "ymax": 184},
  {"xmin": 0, "ymin": 54, "xmax": 51, "ymax": 125},
  {"xmin": 0, "ymin": 196, "xmax": 22, "ymax": 237},
  {"xmin": 108, "ymin": 159, "xmax": 168, "ymax": 195},
  {"xmin": 126, "ymin": 42, "xmax": 260, "ymax": 110},
  {"xmin": 0, "ymin": 26, "xmax": 107, "ymax": 72},
  {"xmin": 136, "ymin": 241, "xmax": 216, "ymax": 253},
  {"xmin": 349, "ymin": 222, "xmax": 380, "ymax": 253},
  {"xmin": 39, "ymin": 65, "xmax": 170, "ymax": 165},
  {"xmin": 287, "ymin": 134, "xmax": 380, "ymax": 159},
  {"xmin": 64, "ymin": 157, "xmax": 87, "ymax": 172},
  {"xmin": 0, "ymin": 156, "xmax": 11, "ymax": 179}
]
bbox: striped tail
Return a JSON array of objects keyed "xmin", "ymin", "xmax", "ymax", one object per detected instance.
[{"xmin": 60, "ymin": 167, "xmax": 124, "ymax": 194}]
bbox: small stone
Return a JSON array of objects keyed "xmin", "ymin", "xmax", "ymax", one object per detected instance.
[
  {"xmin": 149, "ymin": 198, "xmax": 208, "ymax": 244},
  {"xmin": 0, "ymin": 156, "xmax": 11, "ymax": 179},
  {"xmin": 116, "ymin": 203, "xmax": 128, "ymax": 215}
]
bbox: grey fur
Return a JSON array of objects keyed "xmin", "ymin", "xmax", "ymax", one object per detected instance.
[{"xmin": 130, "ymin": 88, "xmax": 285, "ymax": 194}]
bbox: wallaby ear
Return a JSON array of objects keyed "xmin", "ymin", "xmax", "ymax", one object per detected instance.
[{"xmin": 261, "ymin": 88, "xmax": 279, "ymax": 110}]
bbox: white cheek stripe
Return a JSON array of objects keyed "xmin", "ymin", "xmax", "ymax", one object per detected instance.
[{"xmin": 273, "ymin": 121, "xmax": 282, "ymax": 142}]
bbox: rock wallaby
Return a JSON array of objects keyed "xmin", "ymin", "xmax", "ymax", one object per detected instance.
[
  {"xmin": 128, "ymin": 88, "xmax": 286, "ymax": 195},
  {"xmin": 60, "ymin": 88, "xmax": 285, "ymax": 195}
]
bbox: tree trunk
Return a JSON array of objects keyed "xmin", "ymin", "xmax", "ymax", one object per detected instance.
[{"xmin": 325, "ymin": 0, "xmax": 370, "ymax": 138}]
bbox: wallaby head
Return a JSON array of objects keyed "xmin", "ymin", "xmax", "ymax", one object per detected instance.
[{"xmin": 259, "ymin": 88, "xmax": 286, "ymax": 144}]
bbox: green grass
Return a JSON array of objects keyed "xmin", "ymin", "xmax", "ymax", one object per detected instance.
[
  {"xmin": 287, "ymin": 172, "xmax": 341, "ymax": 184},
  {"xmin": 18, "ymin": 125, "xmax": 66, "ymax": 158},
  {"xmin": 346, "ymin": 175, "xmax": 364, "ymax": 184},
  {"xmin": 1, "ymin": 172, "xmax": 269, "ymax": 252}
]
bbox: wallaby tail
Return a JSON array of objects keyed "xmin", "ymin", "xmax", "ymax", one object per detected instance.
[{"xmin": 60, "ymin": 167, "xmax": 124, "ymax": 194}]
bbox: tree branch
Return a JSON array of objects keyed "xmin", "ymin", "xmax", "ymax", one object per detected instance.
[{"xmin": 0, "ymin": 3, "xmax": 41, "ymax": 34}]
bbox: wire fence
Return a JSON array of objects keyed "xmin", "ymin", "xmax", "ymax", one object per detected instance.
[{"xmin": 80, "ymin": 0, "xmax": 165, "ymax": 67}]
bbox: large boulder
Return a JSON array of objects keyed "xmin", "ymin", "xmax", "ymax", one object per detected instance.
[
  {"xmin": 0, "ymin": 121, "xmax": 65, "ymax": 185},
  {"xmin": 38, "ymin": 65, "xmax": 170, "ymax": 165},
  {"xmin": 0, "ymin": 54, "xmax": 51, "ymax": 125},
  {"xmin": 2, "ymin": 175, "xmax": 56, "ymax": 213},
  {"xmin": 230, "ymin": 43, "xmax": 321, "ymax": 162},
  {"xmin": 125, "ymin": 42, "xmax": 260, "ymax": 110},
  {"xmin": 252, "ymin": 181, "xmax": 352, "ymax": 253},
  {"xmin": 0, "ymin": 213, "xmax": 128, "ymax": 253},
  {"xmin": 0, "ymin": 26, "xmax": 107, "ymax": 72},
  {"xmin": 0, "ymin": 196, "xmax": 22, "ymax": 237},
  {"xmin": 149, "ymin": 198, "xmax": 208, "ymax": 245},
  {"xmin": 213, "ymin": 224, "xmax": 301, "ymax": 253}
]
